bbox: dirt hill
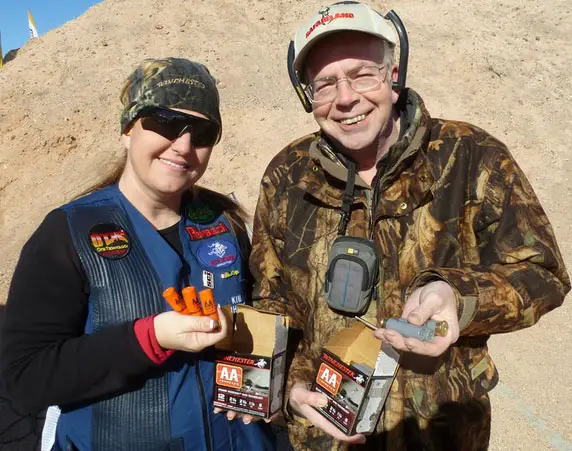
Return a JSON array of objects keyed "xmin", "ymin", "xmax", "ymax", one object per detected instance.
[{"xmin": 0, "ymin": 0, "xmax": 570, "ymax": 449}]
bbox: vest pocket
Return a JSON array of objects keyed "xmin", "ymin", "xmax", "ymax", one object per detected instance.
[
  {"xmin": 165, "ymin": 437, "xmax": 184, "ymax": 451},
  {"xmin": 65, "ymin": 437, "xmax": 79, "ymax": 451}
]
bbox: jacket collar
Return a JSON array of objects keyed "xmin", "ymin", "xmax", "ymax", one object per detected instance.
[
  {"xmin": 308, "ymin": 138, "xmax": 370, "ymax": 188},
  {"xmin": 375, "ymin": 89, "xmax": 431, "ymax": 191}
]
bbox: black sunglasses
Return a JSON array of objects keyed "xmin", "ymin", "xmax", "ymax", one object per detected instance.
[{"xmin": 135, "ymin": 106, "xmax": 221, "ymax": 147}]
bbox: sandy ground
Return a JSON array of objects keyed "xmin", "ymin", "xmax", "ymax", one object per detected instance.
[{"xmin": 0, "ymin": 0, "xmax": 570, "ymax": 449}]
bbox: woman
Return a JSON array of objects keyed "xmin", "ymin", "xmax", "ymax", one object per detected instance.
[{"xmin": 0, "ymin": 57, "xmax": 275, "ymax": 450}]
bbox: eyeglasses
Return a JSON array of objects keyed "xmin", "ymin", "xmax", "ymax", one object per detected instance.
[
  {"xmin": 304, "ymin": 65, "xmax": 389, "ymax": 104},
  {"xmin": 135, "ymin": 106, "xmax": 221, "ymax": 147}
]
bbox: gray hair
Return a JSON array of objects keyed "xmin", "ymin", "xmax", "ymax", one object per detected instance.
[{"xmin": 382, "ymin": 39, "xmax": 395, "ymax": 83}]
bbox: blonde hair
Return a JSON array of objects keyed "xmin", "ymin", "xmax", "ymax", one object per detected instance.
[{"xmin": 74, "ymin": 154, "xmax": 250, "ymax": 232}]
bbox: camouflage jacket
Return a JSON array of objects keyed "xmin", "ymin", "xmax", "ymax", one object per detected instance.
[{"xmin": 250, "ymin": 90, "xmax": 570, "ymax": 451}]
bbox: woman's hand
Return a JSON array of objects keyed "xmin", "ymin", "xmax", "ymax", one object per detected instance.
[
  {"xmin": 213, "ymin": 406, "xmax": 278, "ymax": 425},
  {"xmin": 154, "ymin": 305, "xmax": 228, "ymax": 352},
  {"xmin": 288, "ymin": 384, "xmax": 366, "ymax": 444}
]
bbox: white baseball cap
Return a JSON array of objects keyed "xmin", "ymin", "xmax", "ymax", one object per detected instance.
[{"xmin": 293, "ymin": 2, "xmax": 397, "ymax": 71}]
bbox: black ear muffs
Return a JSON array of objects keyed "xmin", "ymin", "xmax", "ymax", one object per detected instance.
[
  {"xmin": 385, "ymin": 10, "xmax": 408, "ymax": 96},
  {"xmin": 287, "ymin": 9, "xmax": 409, "ymax": 113},
  {"xmin": 287, "ymin": 41, "xmax": 313, "ymax": 113}
]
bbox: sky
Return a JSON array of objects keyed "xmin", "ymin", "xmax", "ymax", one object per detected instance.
[{"xmin": 1, "ymin": 0, "xmax": 103, "ymax": 57}]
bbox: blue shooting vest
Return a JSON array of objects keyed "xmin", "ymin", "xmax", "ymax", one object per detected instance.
[{"xmin": 56, "ymin": 185, "xmax": 275, "ymax": 451}]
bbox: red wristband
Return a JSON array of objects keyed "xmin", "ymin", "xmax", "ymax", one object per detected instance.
[{"xmin": 134, "ymin": 315, "xmax": 175, "ymax": 365}]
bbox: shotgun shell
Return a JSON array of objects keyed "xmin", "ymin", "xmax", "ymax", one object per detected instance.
[
  {"xmin": 433, "ymin": 320, "xmax": 449, "ymax": 337},
  {"xmin": 381, "ymin": 318, "xmax": 449, "ymax": 341},
  {"xmin": 198, "ymin": 288, "xmax": 219, "ymax": 322},
  {"xmin": 181, "ymin": 286, "xmax": 204, "ymax": 316},
  {"xmin": 162, "ymin": 287, "xmax": 188, "ymax": 314}
]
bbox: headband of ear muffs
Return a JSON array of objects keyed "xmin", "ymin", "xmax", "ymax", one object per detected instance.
[{"xmin": 287, "ymin": 8, "xmax": 409, "ymax": 113}]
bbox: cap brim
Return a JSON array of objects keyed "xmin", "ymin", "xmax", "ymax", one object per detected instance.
[{"xmin": 293, "ymin": 28, "xmax": 394, "ymax": 72}]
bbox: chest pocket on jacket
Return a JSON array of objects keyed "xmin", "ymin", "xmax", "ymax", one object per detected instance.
[{"xmin": 403, "ymin": 346, "xmax": 497, "ymax": 420}]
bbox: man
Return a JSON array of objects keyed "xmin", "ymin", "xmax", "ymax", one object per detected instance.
[{"xmin": 250, "ymin": 1, "xmax": 569, "ymax": 450}]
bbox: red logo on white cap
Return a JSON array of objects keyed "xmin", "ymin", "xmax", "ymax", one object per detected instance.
[{"xmin": 305, "ymin": 12, "xmax": 355, "ymax": 39}]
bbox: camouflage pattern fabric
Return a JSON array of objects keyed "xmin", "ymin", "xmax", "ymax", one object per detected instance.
[
  {"xmin": 249, "ymin": 89, "xmax": 570, "ymax": 451},
  {"xmin": 119, "ymin": 57, "xmax": 221, "ymax": 133}
]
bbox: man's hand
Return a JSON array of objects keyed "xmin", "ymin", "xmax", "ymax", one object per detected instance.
[
  {"xmin": 154, "ymin": 305, "xmax": 228, "ymax": 352},
  {"xmin": 374, "ymin": 281, "xmax": 460, "ymax": 356},
  {"xmin": 288, "ymin": 384, "xmax": 366, "ymax": 444}
]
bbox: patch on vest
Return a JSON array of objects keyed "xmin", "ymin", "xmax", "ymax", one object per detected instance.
[
  {"xmin": 221, "ymin": 269, "xmax": 240, "ymax": 279},
  {"xmin": 203, "ymin": 270, "xmax": 215, "ymax": 288},
  {"xmin": 186, "ymin": 221, "xmax": 229, "ymax": 240},
  {"xmin": 197, "ymin": 240, "xmax": 237, "ymax": 268},
  {"xmin": 185, "ymin": 202, "xmax": 218, "ymax": 224},
  {"xmin": 88, "ymin": 223, "xmax": 130, "ymax": 259}
]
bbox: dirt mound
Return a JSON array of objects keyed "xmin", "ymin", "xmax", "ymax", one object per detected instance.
[
  {"xmin": 2, "ymin": 48, "xmax": 19, "ymax": 65},
  {"xmin": 0, "ymin": 0, "xmax": 570, "ymax": 448}
]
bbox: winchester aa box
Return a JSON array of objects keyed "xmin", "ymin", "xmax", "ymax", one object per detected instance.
[
  {"xmin": 311, "ymin": 322, "xmax": 399, "ymax": 435},
  {"xmin": 213, "ymin": 305, "xmax": 290, "ymax": 419}
]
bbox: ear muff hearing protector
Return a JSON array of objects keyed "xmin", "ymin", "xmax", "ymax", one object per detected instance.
[{"xmin": 287, "ymin": 9, "xmax": 409, "ymax": 113}]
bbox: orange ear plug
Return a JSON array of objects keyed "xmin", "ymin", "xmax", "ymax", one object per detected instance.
[
  {"xmin": 198, "ymin": 288, "xmax": 219, "ymax": 322},
  {"xmin": 162, "ymin": 287, "xmax": 188, "ymax": 314},
  {"xmin": 181, "ymin": 286, "xmax": 204, "ymax": 316}
]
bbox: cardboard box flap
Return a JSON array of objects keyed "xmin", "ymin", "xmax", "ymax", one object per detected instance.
[
  {"xmin": 325, "ymin": 322, "xmax": 381, "ymax": 369},
  {"xmin": 374, "ymin": 343, "xmax": 400, "ymax": 377},
  {"xmin": 216, "ymin": 305, "xmax": 290, "ymax": 356}
]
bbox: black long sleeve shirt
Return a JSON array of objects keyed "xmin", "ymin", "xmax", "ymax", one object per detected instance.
[
  {"xmin": 1, "ymin": 199, "xmax": 252, "ymax": 416},
  {"xmin": 0, "ymin": 209, "xmax": 173, "ymax": 414}
]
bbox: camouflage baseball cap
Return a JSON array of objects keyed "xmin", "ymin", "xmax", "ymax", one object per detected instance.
[{"xmin": 119, "ymin": 57, "xmax": 222, "ymax": 133}]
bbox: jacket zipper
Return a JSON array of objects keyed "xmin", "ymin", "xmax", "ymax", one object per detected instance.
[
  {"xmin": 368, "ymin": 176, "xmax": 384, "ymax": 312},
  {"xmin": 180, "ymin": 265, "xmax": 213, "ymax": 451},
  {"xmin": 366, "ymin": 190, "xmax": 374, "ymax": 240},
  {"xmin": 196, "ymin": 363, "xmax": 214, "ymax": 451}
]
